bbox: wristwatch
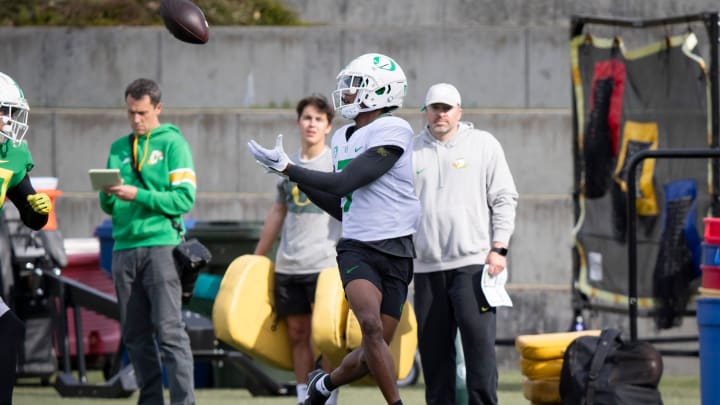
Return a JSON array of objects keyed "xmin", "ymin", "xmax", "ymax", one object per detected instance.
[{"xmin": 490, "ymin": 246, "xmax": 508, "ymax": 256}]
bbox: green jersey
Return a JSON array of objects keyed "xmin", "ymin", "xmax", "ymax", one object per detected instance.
[
  {"xmin": 99, "ymin": 123, "xmax": 196, "ymax": 250},
  {"xmin": 0, "ymin": 141, "xmax": 34, "ymax": 213}
]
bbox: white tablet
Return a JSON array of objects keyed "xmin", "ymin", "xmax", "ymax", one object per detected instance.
[{"xmin": 88, "ymin": 169, "xmax": 122, "ymax": 191}]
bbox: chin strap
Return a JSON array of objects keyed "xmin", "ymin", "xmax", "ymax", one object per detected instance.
[{"xmin": 340, "ymin": 104, "xmax": 361, "ymax": 120}]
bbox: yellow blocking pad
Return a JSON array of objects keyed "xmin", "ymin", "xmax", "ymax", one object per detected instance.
[
  {"xmin": 519, "ymin": 357, "xmax": 564, "ymax": 380},
  {"xmin": 522, "ymin": 377, "xmax": 561, "ymax": 403},
  {"xmin": 212, "ymin": 254, "xmax": 293, "ymax": 371},
  {"xmin": 345, "ymin": 301, "xmax": 418, "ymax": 382},
  {"xmin": 515, "ymin": 330, "xmax": 601, "ymax": 361},
  {"xmin": 311, "ymin": 268, "xmax": 350, "ymax": 367}
]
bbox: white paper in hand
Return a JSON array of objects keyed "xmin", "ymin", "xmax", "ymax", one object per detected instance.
[{"xmin": 480, "ymin": 264, "xmax": 513, "ymax": 307}]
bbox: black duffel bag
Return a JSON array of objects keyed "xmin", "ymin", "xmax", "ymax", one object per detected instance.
[{"xmin": 559, "ymin": 328, "xmax": 663, "ymax": 405}]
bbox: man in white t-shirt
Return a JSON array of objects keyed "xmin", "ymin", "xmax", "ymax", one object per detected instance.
[
  {"xmin": 253, "ymin": 95, "xmax": 340, "ymax": 405},
  {"xmin": 248, "ymin": 53, "xmax": 420, "ymax": 405}
]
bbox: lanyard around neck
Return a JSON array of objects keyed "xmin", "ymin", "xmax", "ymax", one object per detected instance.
[{"xmin": 132, "ymin": 131, "xmax": 152, "ymax": 171}]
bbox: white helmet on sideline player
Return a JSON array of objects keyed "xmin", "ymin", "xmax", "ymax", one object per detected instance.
[
  {"xmin": 332, "ymin": 53, "xmax": 407, "ymax": 120},
  {"xmin": 0, "ymin": 72, "xmax": 29, "ymax": 145}
]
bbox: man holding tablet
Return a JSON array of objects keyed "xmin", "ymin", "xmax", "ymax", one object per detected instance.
[{"xmin": 98, "ymin": 78, "xmax": 197, "ymax": 405}]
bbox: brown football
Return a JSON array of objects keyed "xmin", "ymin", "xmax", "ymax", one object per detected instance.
[{"xmin": 160, "ymin": 0, "xmax": 209, "ymax": 44}]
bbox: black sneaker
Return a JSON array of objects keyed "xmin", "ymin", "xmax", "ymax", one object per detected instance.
[{"xmin": 304, "ymin": 369, "xmax": 330, "ymax": 405}]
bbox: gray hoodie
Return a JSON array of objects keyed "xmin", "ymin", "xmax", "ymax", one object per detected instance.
[{"xmin": 412, "ymin": 121, "xmax": 518, "ymax": 273}]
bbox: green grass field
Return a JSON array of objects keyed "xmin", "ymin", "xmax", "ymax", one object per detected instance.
[{"xmin": 13, "ymin": 371, "xmax": 701, "ymax": 404}]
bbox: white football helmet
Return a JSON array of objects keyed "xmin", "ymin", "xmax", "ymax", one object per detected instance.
[
  {"xmin": 332, "ymin": 53, "xmax": 407, "ymax": 120},
  {"xmin": 0, "ymin": 72, "xmax": 29, "ymax": 145}
]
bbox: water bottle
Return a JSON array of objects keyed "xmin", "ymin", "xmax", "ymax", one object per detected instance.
[{"xmin": 573, "ymin": 315, "xmax": 586, "ymax": 331}]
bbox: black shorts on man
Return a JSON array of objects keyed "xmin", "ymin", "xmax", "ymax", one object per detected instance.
[{"xmin": 274, "ymin": 272, "xmax": 320, "ymax": 317}]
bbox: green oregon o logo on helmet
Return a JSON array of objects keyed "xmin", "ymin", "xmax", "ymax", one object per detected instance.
[{"xmin": 373, "ymin": 55, "xmax": 396, "ymax": 71}]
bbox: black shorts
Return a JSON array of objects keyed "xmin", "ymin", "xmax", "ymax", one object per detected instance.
[
  {"xmin": 274, "ymin": 272, "xmax": 320, "ymax": 317},
  {"xmin": 336, "ymin": 239, "xmax": 413, "ymax": 320}
]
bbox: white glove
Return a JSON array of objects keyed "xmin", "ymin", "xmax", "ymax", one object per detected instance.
[{"xmin": 247, "ymin": 134, "xmax": 290, "ymax": 174}]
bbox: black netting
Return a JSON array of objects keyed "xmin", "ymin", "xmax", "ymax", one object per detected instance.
[
  {"xmin": 572, "ymin": 31, "xmax": 709, "ymax": 308},
  {"xmin": 583, "ymin": 78, "xmax": 615, "ymax": 198}
]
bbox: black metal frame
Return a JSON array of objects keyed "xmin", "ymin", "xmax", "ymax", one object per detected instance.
[
  {"xmin": 570, "ymin": 13, "xmax": 720, "ymax": 345},
  {"xmin": 44, "ymin": 268, "xmax": 294, "ymax": 397},
  {"xmin": 626, "ymin": 149, "xmax": 720, "ymax": 341}
]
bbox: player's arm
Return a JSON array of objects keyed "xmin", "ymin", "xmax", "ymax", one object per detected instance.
[
  {"xmin": 297, "ymin": 184, "xmax": 342, "ymax": 221},
  {"xmin": 6, "ymin": 175, "xmax": 49, "ymax": 231},
  {"xmin": 286, "ymin": 145, "xmax": 402, "ymax": 196}
]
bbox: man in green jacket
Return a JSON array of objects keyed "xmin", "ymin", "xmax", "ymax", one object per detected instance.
[{"xmin": 99, "ymin": 78, "xmax": 197, "ymax": 405}]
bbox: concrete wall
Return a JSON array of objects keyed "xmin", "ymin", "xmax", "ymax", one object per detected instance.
[
  {"xmin": 3, "ymin": 3, "xmax": 716, "ymax": 110},
  {"xmin": 282, "ymin": 0, "xmax": 720, "ymax": 27},
  {"xmin": 0, "ymin": 25, "xmax": 570, "ymax": 109}
]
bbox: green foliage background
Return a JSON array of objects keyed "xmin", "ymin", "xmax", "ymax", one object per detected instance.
[{"xmin": 0, "ymin": 0, "xmax": 301, "ymax": 27}]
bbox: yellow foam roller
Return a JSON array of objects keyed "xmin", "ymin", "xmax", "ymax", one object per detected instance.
[
  {"xmin": 515, "ymin": 330, "xmax": 601, "ymax": 360},
  {"xmin": 522, "ymin": 377, "xmax": 561, "ymax": 403},
  {"xmin": 311, "ymin": 267, "xmax": 350, "ymax": 367},
  {"xmin": 212, "ymin": 254, "xmax": 293, "ymax": 370},
  {"xmin": 519, "ymin": 357, "xmax": 564, "ymax": 380}
]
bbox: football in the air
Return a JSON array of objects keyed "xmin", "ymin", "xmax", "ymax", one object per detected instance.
[{"xmin": 160, "ymin": 0, "xmax": 209, "ymax": 44}]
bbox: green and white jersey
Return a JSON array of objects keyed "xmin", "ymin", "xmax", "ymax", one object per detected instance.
[
  {"xmin": 331, "ymin": 115, "xmax": 420, "ymax": 241},
  {"xmin": 274, "ymin": 147, "xmax": 340, "ymax": 275},
  {"xmin": 0, "ymin": 141, "xmax": 33, "ymax": 213}
]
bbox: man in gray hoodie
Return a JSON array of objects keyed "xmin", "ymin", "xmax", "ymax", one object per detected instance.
[{"xmin": 412, "ymin": 83, "xmax": 518, "ymax": 405}]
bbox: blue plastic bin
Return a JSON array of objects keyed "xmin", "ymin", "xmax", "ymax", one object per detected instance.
[
  {"xmin": 702, "ymin": 242, "xmax": 720, "ymax": 266},
  {"xmin": 697, "ymin": 297, "xmax": 720, "ymax": 405},
  {"xmin": 93, "ymin": 219, "xmax": 114, "ymax": 275},
  {"xmin": 93, "ymin": 219, "xmax": 197, "ymax": 275}
]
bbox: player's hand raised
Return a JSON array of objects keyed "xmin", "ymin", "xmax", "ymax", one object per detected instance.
[{"xmin": 247, "ymin": 134, "xmax": 290, "ymax": 175}]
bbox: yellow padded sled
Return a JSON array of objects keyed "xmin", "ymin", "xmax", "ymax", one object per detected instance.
[
  {"xmin": 519, "ymin": 357, "xmax": 564, "ymax": 380},
  {"xmin": 311, "ymin": 267, "xmax": 350, "ymax": 367},
  {"xmin": 515, "ymin": 330, "xmax": 601, "ymax": 361},
  {"xmin": 522, "ymin": 377, "xmax": 561, "ymax": 403},
  {"xmin": 212, "ymin": 254, "xmax": 293, "ymax": 371}
]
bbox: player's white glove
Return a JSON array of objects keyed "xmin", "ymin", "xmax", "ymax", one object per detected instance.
[{"xmin": 247, "ymin": 134, "xmax": 290, "ymax": 175}]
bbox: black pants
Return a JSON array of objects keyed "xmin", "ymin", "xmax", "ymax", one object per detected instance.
[
  {"xmin": 414, "ymin": 265, "xmax": 498, "ymax": 405},
  {"xmin": 0, "ymin": 310, "xmax": 24, "ymax": 405}
]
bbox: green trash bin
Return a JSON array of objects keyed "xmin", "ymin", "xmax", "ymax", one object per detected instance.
[
  {"xmin": 185, "ymin": 220, "xmax": 265, "ymax": 276},
  {"xmin": 184, "ymin": 220, "xmax": 267, "ymax": 317}
]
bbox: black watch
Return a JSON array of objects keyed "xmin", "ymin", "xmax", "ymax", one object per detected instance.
[{"xmin": 490, "ymin": 246, "xmax": 508, "ymax": 256}]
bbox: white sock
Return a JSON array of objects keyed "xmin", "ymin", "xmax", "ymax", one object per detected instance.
[
  {"xmin": 325, "ymin": 388, "xmax": 339, "ymax": 405},
  {"xmin": 296, "ymin": 383, "xmax": 307, "ymax": 404},
  {"xmin": 316, "ymin": 375, "xmax": 332, "ymax": 396}
]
